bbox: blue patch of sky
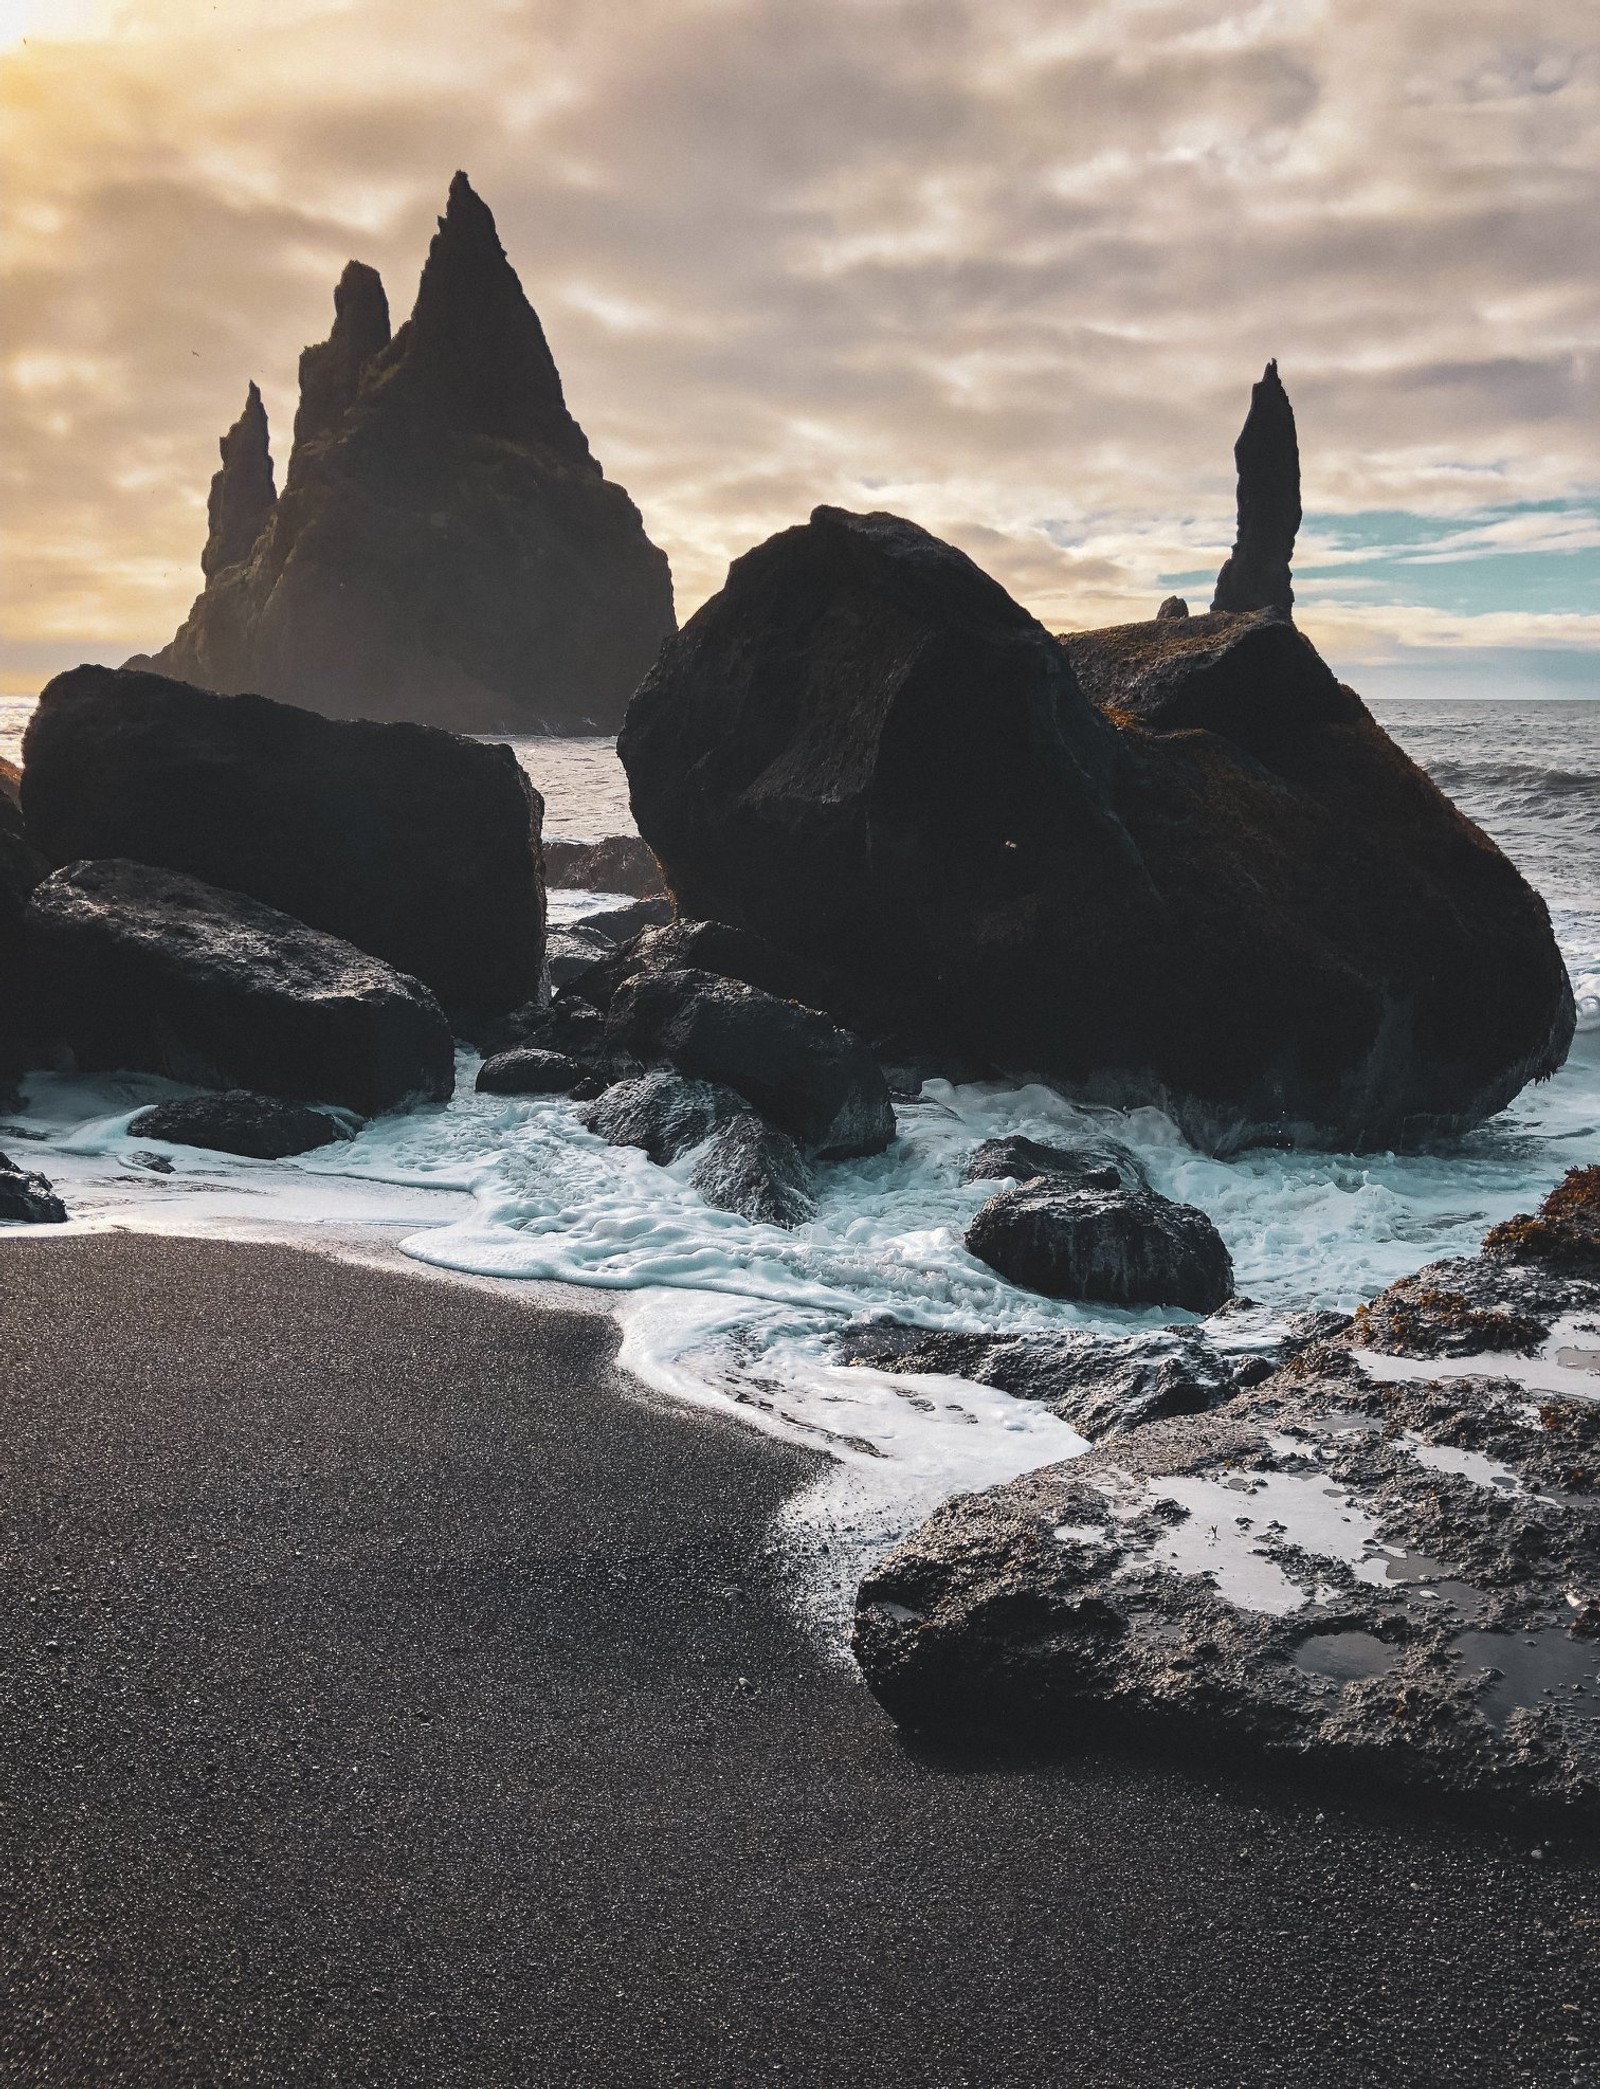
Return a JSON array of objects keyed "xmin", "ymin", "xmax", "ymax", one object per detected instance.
[{"xmin": 1158, "ymin": 501, "xmax": 1600, "ymax": 618}]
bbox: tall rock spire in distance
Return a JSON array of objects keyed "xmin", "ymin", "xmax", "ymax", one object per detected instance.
[
  {"xmin": 291, "ymin": 260, "xmax": 391, "ymax": 459},
  {"xmin": 1211, "ymin": 360, "xmax": 1301, "ymax": 614},
  {"xmin": 200, "ymin": 381, "xmax": 276, "ymax": 578}
]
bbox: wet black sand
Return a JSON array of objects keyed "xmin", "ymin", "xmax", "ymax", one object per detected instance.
[{"xmin": 0, "ymin": 1233, "xmax": 1595, "ymax": 2088}]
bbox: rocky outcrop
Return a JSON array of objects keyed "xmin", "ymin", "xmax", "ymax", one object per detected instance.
[
  {"xmin": 201, "ymin": 383, "xmax": 276, "ymax": 580},
  {"xmin": 134, "ymin": 174, "xmax": 674, "ymax": 732},
  {"xmin": 0, "ymin": 1152, "xmax": 67, "ymax": 1224},
  {"xmin": 580, "ymin": 1070, "xmax": 748, "ymax": 1166},
  {"xmin": 475, "ymin": 1047, "xmax": 590, "ymax": 1096},
  {"xmin": 620, "ymin": 502, "xmax": 1573, "ymax": 1151},
  {"xmin": 22, "ymin": 663, "xmax": 544, "ymax": 1025},
  {"xmin": 1211, "ymin": 359, "xmax": 1300, "ymax": 613},
  {"xmin": 126, "ymin": 1090, "xmax": 350, "ymax": 1159},
  {"xmin": 853, "ymin": 1369, "xmax": 1600, "ymax": 1815},
  {"xmin": 0, "ymin": 759, "xmax": 46, "ymax": 1092},
  {"xmin": 26, "ymin": 860, "xmax": 454, "ymax": 1116},
  {"xmin": 961, "ymin": 1132, "xmax": 1145, "ymax": 1193},
  {"xmin": 542, "ymin": 836, "xmax": 667, "ymax": 900},
  {"xmin": 965, "ymin": 1181, "xmax": 1234, "ymax": 1311},
  {"xmin": 606, "ymin": 966, "xmax": 895, "ymax": 1160},
  {"xmin": 690, "ymin": 1112, "xmax": 815, "ymax": 1228}
]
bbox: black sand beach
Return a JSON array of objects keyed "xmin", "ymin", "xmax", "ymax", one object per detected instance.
[{"xmin": 0, "ymin": 1234, "xmax": 1595, "ymax": 2088}]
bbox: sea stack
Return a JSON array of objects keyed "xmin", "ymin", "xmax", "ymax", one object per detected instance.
[
  {"xmin": 134, "ymin": 175, "xmax": 675, "ymax": 731},
  {"xmin": 1210, "ymin": 359, "xmax": 1300, "ymax": 614}
]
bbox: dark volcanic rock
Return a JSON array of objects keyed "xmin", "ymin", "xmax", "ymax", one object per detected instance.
[
  {"xmin": 579, "ymin": 1070, "xmax": 748, "ymax": 1166},
  {"xmin": 606, "ymin": 966, "xmax": 895, "ymax": 1160},
  {"xmin": 690, "ymin": 1112, "xmax": 815, "ymax": 1228},
  {"xmin": 201, "ymin": 382, "xmax": 277, "ymax": 580},
  {"xmin": 965, "ymin": 1181, "xmax": 1234, "ymax": 1312},
  {"xmin": 0, "ymin": 758, "xmax": 46, "ymax": 1091},
  {"xmin": 839, "ymin": 1322, "xmax": 1246, "ymax": 1437},
  {"xmin": 136, "ymin": 173, "xmax": 674, "ymax": 733},
  {"xmin": 27, "ymin": 860, "xmax": 454, "ymax": 1117},
  {"xmin": 621, "ymin": 502, "xmax": 1572, "ymax": 1151},
  {"xmin": 475, "ymin": 1048, "xmax": 589, "ymax": 1097},
  {"xmin": 570, "ymin": 897, "xmax": 674, "ymax": 945},
  {"xmin": 1155, "ymin": 595, "xmax": 1189, "ymax": 620},
  {"xmin": 1211, "ymin": 359, "xmax": 1300, "ymax": 614},
  {"xmin": 853, "ymin": 1370, "xmax": 1600, "ymax": 1814},
  {"xmin": 542, "ymin": 835, "xmax": 667, "ymax": 899},
  {"xmin": 567, "ymin": 918, "xmax": 852, "ymax": 1021},
  {"xmin": 0, "ymin": 1151, "xmax": 67, "ymax": 1224},
  {"xmin": 22, "ymin": 664, "xmax": 544, "ymax": 1023},
  {"xmin": 126, "ymin": 1090, "xmax": 348, "ymax": 1159},
  {"xmin": 962, "ymin": 1132, "xmax": 1145, "ymax": 1193},
  {"xmin": 1348, "ymin": 1169, "xmax": 1600, "ymax": 1360},
  {"xmin": 546, "ymin": 925, "xmax": 618, "ymax": 991}
]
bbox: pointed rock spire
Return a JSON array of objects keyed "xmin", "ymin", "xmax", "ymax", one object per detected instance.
[
  {"xmin": 1211, "ymin": 360, "xmax": 1301, "ymax": 614},
  {"xmin": 292, "ymin": 260, "xmax": 390, "ymax": 457},
  {"xmin": 200, "ymin": 381, "xmax": 276, "ymax": 578},
  {"xmin": 388, "ymin": 170, "xmax": 588, "ymax": 455}
]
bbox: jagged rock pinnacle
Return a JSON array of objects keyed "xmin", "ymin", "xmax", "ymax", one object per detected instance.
[
  {"xmin": 1211, "ymin": 360, "xmax": 1301, "ymax": 614},
  {"xmin": 386, "ymin": 170, "xmax": 587, "ymax": 455},
  {"xmin": 292, "ymin": 260, "xmax": 390, "ymax": 458},
  {"xmin": 200, "ymin": 381, "xmax": 276, "ymax": 579}
]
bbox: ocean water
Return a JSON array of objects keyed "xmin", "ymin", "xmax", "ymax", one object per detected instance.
[{"xmin": 2, "ymin": 693, "xmax": 1596, "ymax": 1625}]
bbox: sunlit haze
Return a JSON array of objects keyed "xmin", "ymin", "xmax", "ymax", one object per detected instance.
[{"xmin": 2, "ymin": 0, "xmax": 1596, "ymax": 697}]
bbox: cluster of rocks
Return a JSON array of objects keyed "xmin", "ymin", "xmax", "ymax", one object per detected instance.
[
  {"xmin": 130, "ymin": 176, "xmax": 674, "ymax": 733},
  {"xmin": 852, "ymin": 1170, "xmax": 1600, "ymax": 1815}
]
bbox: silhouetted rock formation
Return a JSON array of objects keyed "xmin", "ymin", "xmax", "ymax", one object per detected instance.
[
  {"xmin": 202, "ymin": 382, "xmax": 277, "ymax": 579},
  {"xmin": 23, "ymin": 663, "xmax": 545, "ymax": 1025},
  {"xmin": 134, "ymin": 174, "xmax": 675, "ymax": 731},
  {"xmin": 26, "ymin": 859, "xmax": 454, "ymax": 1116},
  {"xmin": 1155, "ymin": 595, "xmax": 1189, "ymax": 620},
  {"xmin": 1210, "ymin": 359, "xmax": 1300, "ymax": 612},
  {"xmin": 620, "ymin": 504, "xmax": 1574, "ymax": 1151},
  {"xmin": 0, "ymin": 758, "xmax": 45, "ymax": 1095}
]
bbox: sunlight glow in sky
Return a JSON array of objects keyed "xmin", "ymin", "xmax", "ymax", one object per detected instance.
[{"xmin": 1, "ymin": 0, "xmax": 1596, "ymax": 697}]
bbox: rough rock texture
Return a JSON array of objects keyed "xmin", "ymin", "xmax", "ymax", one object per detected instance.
[
  {"xmin": 838, "ymin": 1321, "xmax": 1259, "ymax": 1438},
  {"xmin": 0, "ymin": 760, "xmax": 46, "ymax": 1090},
  {"xmin": 567, "ymin": 918, "xmax": 848, "ymax": 1020},
  {"xmin": 542, "ymin": 835, "xmax": 667, "ymax": 899},
  {"xmin": 474, "ymin": 1048, "xmax": 589, "ymax": 1097},
  {"xmin": 201, "ymin": 383, "xmax": 277, "ymax": 581},
  {"xmin": 690, "ymin": 1112, "xmax": 815, "ymax": 1228},
  {"xmin": 1155, "ymin": 595, "xmax": 1189, "ymax": 620},
  {"xmin": 125, "ymin": 1090, "xmax": 349, "ymax": 1160},
  {"xmin": 27, "ymin": 860, "xmax": 454, "ymax": 1116},
  {"xmin": 572, "ymin": 897, "xmax": 674, "ymax": 946},
  {"xmin": 546, "ymin": 925, "xmax": 618, "ymax": 991},
  {"xmin": 1347, "ymin": 1168, "xmax": 1600, "ymax": 1361},
  {"xmin": 621, "ymin": 504, "xmax": 1572, "ymax": 1151},
  {"xmin": 23, "ymin": 664, "xmax": 544, "ymax": 1024},
  {"xmin": 965, "ymin": 1181, "xmax": 1235, "ymax": 1312},
  {"xmin": 579, "ymin": 1070, "xmax": 748, "ymax": 1166},
  {"xmin": 134, "ymin": 174, "xmax": 674, "ymax": 732},
  {"xmin": 962, "ymin": 1132, "xmax": 1145, "ymax": 1193},
  {"xmin": 0, "ymin": 1152, "xmax": 67, "ymax": 1224},
  {"xmin": 606, "ymin": 966, "xmax": 895, "ymax": 1160},
  {"xmin": 1211, "ymin": 360, "xmax": 1300, "ymax": 614},
  {"xmin": 854, "ymin": 1370, "xmax": 1600, "ymax": 1815}
]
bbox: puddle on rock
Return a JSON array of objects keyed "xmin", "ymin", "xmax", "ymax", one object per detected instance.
[
  {"xmin": 1451, "ymin": 1628, "xmax": 1600, "ymax": 1729},
  {"xmin": 1293, "ymin": 1631, "xmax": 1400, "ymax": 1685}
]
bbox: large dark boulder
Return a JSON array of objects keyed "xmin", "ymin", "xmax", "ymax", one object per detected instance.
[
  {"xmin": 475, "ymin": 1048, "xmax": 589, "ymax": 1097},
  {"xmin": 620, "ymin": 502, "xmax": 1572, "ymax": 1151},
  {"xmin": 0, "ymin": 758, "xmax": 46, "ymax": 1093},
  {"xmin": 606, "ymin": 966, "xmax": 895, "ymax": 1160},
  {"xmin": 22, "ymin": 663, "xmax": 544, "ymax": 1025},
  {"xmin": 0, "ymin": 1152, "xmax": 67, "ymax": 1225},
  {"xmin": 542, "ymin": 835, "xmax": 667, "ymax": 899},
  {"xmin": 690, "ymin": 1113, "xmax": 815, "ymax": 1228},
  {"xmin": 852, "ymin": 1367, "xmax": 1600, "ymax": 1815},
  {"xmin": 126, "ymin": 1090, "xmax": 349, "ymax": 1160},
  {"xmin": 965, "ymin": 1181, "xmax": 1234, "ymax": 1311},
  {"xmin": 27, "ymin": 860, "xmax": 454, "ymax": 1117},
  {"xmin": 131, "ymin": 174, "xmax": 674, "ymax": 734},
  {"xmin": 579, "ymin": 1070, "xmax": 748, "ymax": 1166},
  {"xmin": 962, "ymin": 1133, "xmax": 1145, "ymax": 1193}
]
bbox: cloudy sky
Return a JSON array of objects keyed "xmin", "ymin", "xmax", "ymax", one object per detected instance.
[{"xmin": 2, "ymin": 0, "xmax": 1597, "ymax": 699}]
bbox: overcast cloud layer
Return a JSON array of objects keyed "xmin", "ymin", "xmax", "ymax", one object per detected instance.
[{"xmin": 2, "ymin": 0, "xmax": 1597, "ymax": 696}]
